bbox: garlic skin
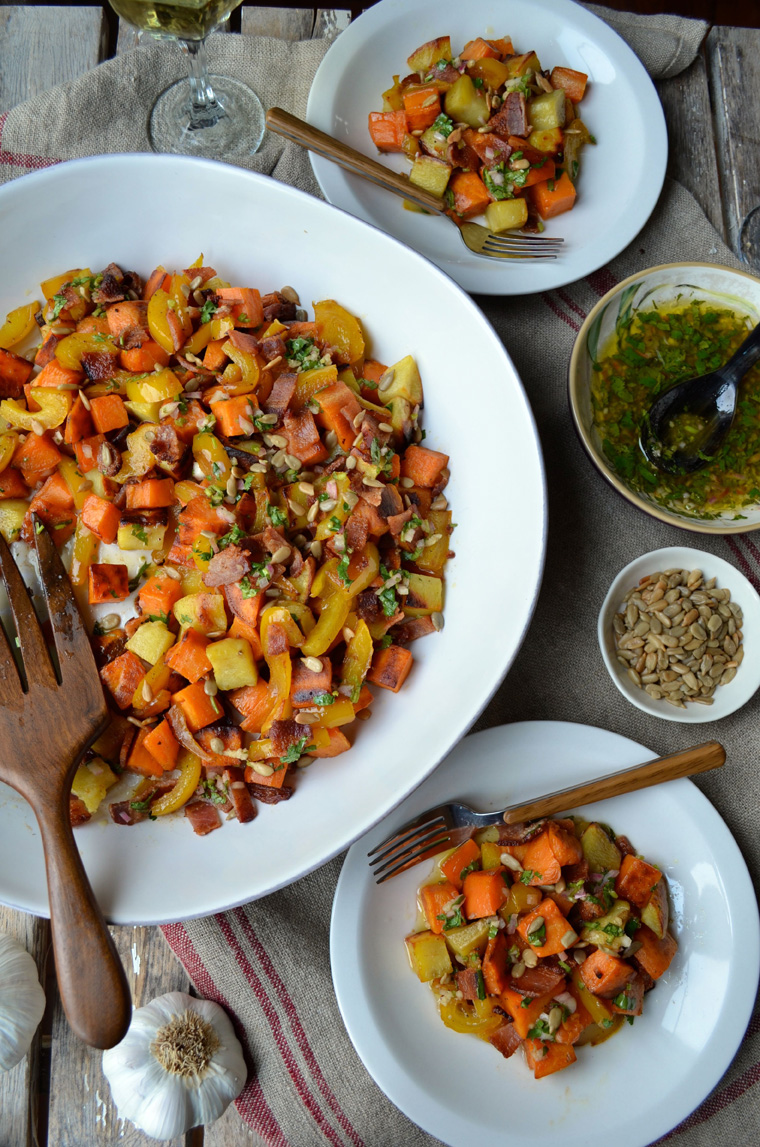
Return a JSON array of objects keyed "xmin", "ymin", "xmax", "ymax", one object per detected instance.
[
  {"xmin": 0, "ymin": 932, "xmax": 46, "ymax": 1072},
  {"xmin": 102, "ymin": 991, "xmax": 246, "ymax": 1140}
]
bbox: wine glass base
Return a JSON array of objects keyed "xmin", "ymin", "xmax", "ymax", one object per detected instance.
[{"xmin": 149, "ymin": 75, "xmax": 265, "ymax": 159}]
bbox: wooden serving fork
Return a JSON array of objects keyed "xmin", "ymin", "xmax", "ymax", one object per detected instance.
[{"xmin": 0, "ymin": 519, "xmax": 131, "ymax": 1047}]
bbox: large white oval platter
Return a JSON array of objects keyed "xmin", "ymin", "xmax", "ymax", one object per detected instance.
[{"xmin": 0, "ymin": 154, "xmax": 546, "ymax": 924}]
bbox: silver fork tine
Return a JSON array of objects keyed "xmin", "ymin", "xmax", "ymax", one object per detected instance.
[
  {"xmin": 374, "ymin": 831, "xmax": 458, "ymax": 884},
  {"xmin": 0, "ymin": 532, "xmax": 57, "ymax": 690},
  {"xmin": 367, "ymin": 805, "xmax": 450, "ymax": 858},
  {"xmin": 371, "ymin": 821, "xmax": 454, "ymax": 876}
]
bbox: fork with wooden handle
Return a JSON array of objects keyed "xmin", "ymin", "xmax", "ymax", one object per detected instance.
[
  {"xmin": 0, "ymin": 519, "xmax": 131, "ymax": 1047},
  {"xmin": 265, "ymin": 108, "xmax": 564, "ymax": 260},
  {"xmin": 368, "ymin": 740, "xmax": 726, "ymax": 882}
]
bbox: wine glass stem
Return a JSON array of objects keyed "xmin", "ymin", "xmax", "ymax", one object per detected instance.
[{"xmin": 181, "ymin": 38, "xmax": 223, "ymax": 130}]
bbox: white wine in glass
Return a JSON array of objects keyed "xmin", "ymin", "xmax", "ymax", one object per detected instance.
[{"xmin": 109, "ymin": 0, "xmax": 265, "ymax": 158}]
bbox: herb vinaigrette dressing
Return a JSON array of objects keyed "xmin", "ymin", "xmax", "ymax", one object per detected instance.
[{"xmin": 591, "ymin": 301, "xmax": 760, "ymax": 520}]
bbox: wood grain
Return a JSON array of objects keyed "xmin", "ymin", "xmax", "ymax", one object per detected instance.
[
  {"xmin": 502, "ymin": 741, "xmax": 726, "ymax": 823},
  {"xmin": 46, "ymin": 925, "xmax": 193, "ymax": 1147},
  {"xmin": 0, "ymin": 909, "xmax": 50, "ymax": 1147},
  {"xmin": 656, "ymin": 53, "xmax": 723, "ymax": 237},
  {"xmin": 0, "ymin": 6, "xmax": 108, "ymax": 113},
  {"xmin": 705, "ymin": 27, "xmax": 760, "ymax": 254}
]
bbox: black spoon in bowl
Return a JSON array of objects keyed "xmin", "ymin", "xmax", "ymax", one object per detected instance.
[{"xmin": 639, "ymin": 319, "xmax": 760, "ymax": 474}]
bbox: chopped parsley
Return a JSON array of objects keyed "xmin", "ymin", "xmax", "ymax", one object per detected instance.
[
  {"xmin": 201, "ymin": 778, "xmax": 230, "ymax": 805},
  {"xmin": 34, "ymin": 521, "xmax": 45, "ymax": 535},
  {"xmin": 286, "ymin": 336, "xmax": 319, "ymax": 370},
  {"xmin": 527, "ymin": 1018, "xmax": 552, "ymax": 1040},
  {"xmin": 131, "ymin": 524, "xmax": 149, "ymax": 545},
  {"xmin": 519, "ymin": 870, "xmax": 537, "ymax": 885},
  {"xmin": 267, "ymin": 503, "xmax": 288, "ymax": 528},
  {"xmin": 436, "ymin": 898, "xmax": 465, "ymax": 931},
  {"xmin": 527, "ymin": 922, "xmax": 546, "ymax": 947},
  {"xmin": 380, "ymin": 634, "xmax": 393, "ymax": 649},
  {"xmin": 460, "ymin": 858, "xmax": 481, "ymax": 881},
  {"xmin": 280, "ymin": 734, "xmax": 316, "ymax": 765},
  {"xmin": 206, "ymin": 484, "xmax": 226, "ymax": 507},
  {"xmin": 337, "ymin": 548, "xmax": 352, "ymax": 586},
  {"xmin": 431, "ymin": 112, "xmax": 454, "ymax": 138},
  {"xmin": 199, "ymin": 297, "xmax": 218, "ymax": 323},
  {"xmin": 475, "ymin": 970, "xmax": 486, "ymax": 1000},
  {"xmin": 147, "ymin": 612, "xmax": 170, "ymax": 625},
  {"xmin": 50, "ymin": 292, "xmax": 69, "ymax": 319},
  {"xmin": 313, "ymin": 691, "xmax": 335, "ymax": 706},
  {"xmin": 128, "ymin": 559, "xmax": 150, "ymax": 592},
  {"xmin": 218, "ymin": 524, "xmax": 246, "ymax": 549},
  {"xmin": 482, "ymin": 161, "xmax": 528, "ymax": 201},
  {"xmin": 613, "ymin": 989, "xmax": 634, "ymax": 1011}
]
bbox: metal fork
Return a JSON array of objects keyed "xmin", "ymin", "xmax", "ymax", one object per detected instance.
[
  {"xmin": 266, "ymin": 108, "xmax": 564, "ymax": 261},
  {"xmin": 368, "ymin": 740, "xmax": 725, "ymax": 882},
  {"xmin": 0, "ymin": 518, "xmax": 131, "ymax": 1047}
]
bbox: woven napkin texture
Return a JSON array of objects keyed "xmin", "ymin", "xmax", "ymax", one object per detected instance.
[{"xmin": 3, "ymin": 5, "xmax": 758, "ymax": 1147}]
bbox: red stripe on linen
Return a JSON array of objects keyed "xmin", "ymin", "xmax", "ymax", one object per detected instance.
[
  {"xmin": 586, "ymin": 268, "xmax": 619, "ymax": 297},
  {"xmin": 735, "ymin": 532, "xmax": 760, "ymax": 578},
  {"xmin": 215, "ymin": 913, "xmax": 347, "ymax": 1147},
  {"xmin": 657, "ymin": 1057, "xmax": 760, "ymax": 1140},
  {"xmin": 0, "ymin": 111, "xmax": 60, "ymax": 173},
  {"xmin": 161, "ymin": 922, "xmax": 290, "ymax": 1147},
  {"xmin": 725, "ymin": 536, "xmax": 760, "ymax": 593},
  {"xmin": 233, "ymin": 907, "xmax": 367, "ymax": 1147},
  {"xmin": 541, "ymin": 292, "xmax": 581, "ymax": 333},
  {"xmin": 556, "ymin": 288, "xmax": 588, "ymax": 321}
]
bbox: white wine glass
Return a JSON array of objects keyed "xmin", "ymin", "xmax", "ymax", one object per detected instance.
[{"xmin": 109, "ymin": 0, "xmax": 265, "ymax": 159}]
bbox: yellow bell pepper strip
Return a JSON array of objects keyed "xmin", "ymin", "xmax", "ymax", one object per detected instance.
[
  {"xmin": 1, "ymin": 389, "xmax": 72, "ymax": 431},
  {"xmin": 300, "ymin": 588, "xmax": 352, "ymax": 657},
  {"xmin": 259, "ymin": 605, "xmax": 303, "ymax": 651},
  {"xmin": 260, "ymin": 615, "xmax": 297, "ymax": 732},
  {"xmin": 342, "ymin": 619, "xmax": 373, "ymax": 702},
  {"xmin": 438, "ymin": 996, "xmax": 503, "ymax": 1041},
  {"xmin": 321, "ymin": 542, "xmax": 380, "ymax": 599},
  {"xmin": 221, "ymin": 340, "xmax": 261, "ymax": 391},
  {"xmin": 315, "ymin": 697, "xmax": 355, "ymax": 729},
  {"xmin": 69, "ymin": 518, "xmax": 98, "ymax": 587},
  {"xmin": 0, "ymin": 432, "xmax": 18, "ymax": 476},
  {"xmin": 151, "ymin": 750, "xmax": 202, "ymax": 817},
  {"xmin": 0, "ymin": 302, "xmax": 40, "ymax": 350},
  {"xmin": 147, "ymin": 289, "xmax": 176, "ymax": 354}
]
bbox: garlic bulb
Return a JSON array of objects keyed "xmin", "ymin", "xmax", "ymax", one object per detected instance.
[
  {"xmin": 102, "ymin": 991, "xmax": 246, "ymax": 1140},
  {"xmin": 0, "ymin": 932, "xmax": 46, "ymax": 1072}
]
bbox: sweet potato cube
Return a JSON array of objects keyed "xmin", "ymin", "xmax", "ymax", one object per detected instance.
[
  {"xmin": 88, "ymin": 562, "xmax": 129, "ymax": 605},
  {"xmin": 615, "ymin": 853, "xmax": 662, "ymax": 909},
  {"xmin": 524, "ymin": 1039, "xmax": 577, "ymax": 1079},
  {"xmin": 521, "ymin": 831, "xmax": 562, "ymax": 886},
  {"xmin": 172, "ymin": 681, "xmax": 223, "ymax": 731},
  {"xmin": 440, "ymin": 839, "xmax": 481, "ymax": 890},
  {"xmin": 482, "ymin": 932, "xmax": 512, "ymax": 995},
  {"xmin": 633, "ymin": 925, "xmax": 678, "ymax": 981},
  {"xmin": 420, "ymin": 881, "xmax": 460, "ymax": 934},
  {"xmin": 100, "ymin": 650, "xmax": 146, "ymax": 710},
  {"xmin": 517, "ymin": 897, "xmax": 576, "ymax": 957},
  {"xmin": 579, "ymin": 948, "xmax": 633, "ymax": 998},
  {"xmin": 500, "ymin": 987, "xmax": 556, "ymax": 1040},
  {"xmin": 462, "ymin": 869, "xmax": 508, "ymax": 919},
  {"xmin": 547, "ymin": 821, "xmax": 583, "ymax": 866}
]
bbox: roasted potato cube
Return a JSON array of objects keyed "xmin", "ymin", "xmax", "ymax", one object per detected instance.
[
  {"xmin": 405, "ymin": 930, "xmax": 453, "ymax": 982},
  {"xmin": 206, "ymin": 638, "xmax": 258, "ymax": 691},
  {"xmin": 444, "ymin": 75, "xmax": 489, "ymax": 128},
  {"xmin": 71, "ymin": 757, "xmax": 119, "ymax": 814},
  {"xmin": 485, "ymin": 198, "xmax": 529, "ymax": 234},
  {"xmin": 529, "ymin": 90, "xmax": 567, "ymax": 131},
  {"xmin": 409, "ymin": 155, "xmax": 451, "ymax": 198},
  {"xmin": 641, "ymin": 878, "xmax": 669, "ymax": 939},
  {"xmin": 125, "ymin": 620, "xmax": 176, "ymax": 665},
  {"xmin": 580, "ymin": 900, "xmax": 632, "ymax": 954},
  {"xmin": 407, "ymin": 36, "xmax": 452, "ymax": 75},
  {"xmin": 117, "ymin": 520, "xmax": 167, "ymax": 552},
  {"xmin": 404, "ymin": 572, "xmax": 443, "ymax": 617},
  {"xmin": 443, "ymin": 918, "xmax": 492, "ymax": 959},
  {"xmin": 581, "ymin": 823, "xmax": 622, "ymax": 873},
  {"xmin": 173, "ymin": 591, "xmax": 228, "ymax": 635}
]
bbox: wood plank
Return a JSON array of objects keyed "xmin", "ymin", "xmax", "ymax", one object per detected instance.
[
  {"xmin": 706, "ymin": 26, "xmax": 760, "ymax": 254},
  {"xmin": 0, "ymin": 907, "xmax": 50, "ymax": 1147},
  {"xmin": 0, "ymin": 6, "xmax": 108, "ymax": 113},
  {"xmin": 240, "ymin": 5, "xmax": 315, "ymax": 39},
  {"xmin": 47, "ymin": 925, "xmax": 192, "ymax": 1147},
  {"xmin": 655, "ymin": 52, "xmax": 724, "ymax": 238},
  {"xmin": 314, "ymin": 8, "xmax": 351, "ymax": 40}
]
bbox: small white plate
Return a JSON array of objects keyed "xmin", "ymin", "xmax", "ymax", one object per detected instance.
[
  {"xmin": 599, "ymin": 546, "xmax": 760, "ymax": 723},
  {"xmin": 307, "ymin": 0, "xmax": 667, "ymax": 295},
  {"xmin": 331, "ymin": 721, "xmax": 759, "ymax": 1147}
]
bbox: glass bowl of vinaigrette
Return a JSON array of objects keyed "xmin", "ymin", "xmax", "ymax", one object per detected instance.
[{"xmin": 569, "ymin": 262, "xmax": 760, "ymax": 533}]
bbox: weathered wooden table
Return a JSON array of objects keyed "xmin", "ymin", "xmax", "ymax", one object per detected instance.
[{"xmin": 0, "ymin": 6, "xmax": 758, "ymax": 1146}]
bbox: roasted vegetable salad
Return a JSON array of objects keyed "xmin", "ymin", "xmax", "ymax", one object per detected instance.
[
  {"xmin": 368, "ymin": 34, "xmax": 594, "ymax": 232},
  {"xmin": 405, "ymin": 817, "xmax": 676, "ymax": 1079},
  {"xmin": 0, "ymin": 260, "xmax": 452, "ymax": 834}
]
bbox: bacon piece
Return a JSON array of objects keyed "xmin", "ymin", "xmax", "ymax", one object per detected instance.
[
  {"xmin": 391, "ymin": 616, "xmax": 436, "ymax": 644},
  {"xmin": 69, "ymin": 795, "xmax": 91, "ymax": 827},
  {"xmin": 229, "ymin": 330, "xmax": 260, "ymax": 355},
  {"xmin": 35, "ymin": 333, "xmax": 65, "ymax": 367},
  {"xmin": 489, "ymin": 1022, "xmax": 522, "ymax": 1059},
  {"xmin": 508, "ymin": 961, "xmax": 566, "ymax": 999},
  {"xmin": 109, "ymin": 779, "xmax": 175, "ymax": 826},
  {"xmin": 489, "ymin": 92, "xmax": 529, "ymax": 139},
  {"xmin": 223, "ymin": 766, "xmax": 256, "ymax": 823},
  {"xmin": 263, "ymin": 372, "xmax": 297, "ymax": 419},
  {"xmin": 203, "ymin": 543, "xmax": 251, "ymax": 587},
  {"xmin": 456, "ymin": 969, "xmax": 482, "ymax": 1001},
  {"xmin": 262, "ymin": 292, "xmax": 297, "ymax": 322},
  {"xmin": 150, "ymin": 423, "xmax": 186, "ymax": 466},
  {"xmin": 446, "ymin": 139, "xmax": 480, "ymax": 171},
  {"xmin": 259, "ymin": 335, "xmax": 287, "ymax": 362},
  {"xmin": 81, "ymin": 352, "xmax": 117, "ymax": 381},
  {"xmin": 269, "ymin": 719, "xmax": 303, "ymax": 757},
  {"xmin": 185, "ymin": 800, "xmax": 222, "ymax": 835},
  {"xmin": 248, "ymin": 782, "xmax": 294, "ymax": 804},
  {"xmin": 616, "ymin": 835, "xmax": 637, "ymax": 858},
  {"xmin": 91, "ymin": 629, "xmax": 128, "ymax": 668},
  {"xmin": 495, "ymin": 820, "xmax": 547, "ymax": 845}
]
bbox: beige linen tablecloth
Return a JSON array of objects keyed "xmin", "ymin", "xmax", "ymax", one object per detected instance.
[{"xmin": 2, "ymin": 7, "xmax": 759, "ymax": 1146}]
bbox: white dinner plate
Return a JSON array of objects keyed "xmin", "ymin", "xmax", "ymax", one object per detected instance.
[
  {"xmin": 0, "ymin": 154, "xmax": 546, "ymax": 924},
  {"xmin": 331, "ymin": 721, "xmax": 759, "ymax": 1147},
  {"xmin": 307, "ymin": 0, "xmax": 668, "ymax": 295}
]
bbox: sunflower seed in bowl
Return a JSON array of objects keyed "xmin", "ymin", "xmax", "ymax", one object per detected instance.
[{"xmin": 598, "ymin": 546, "xmax": 760, "ymax": 724}]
